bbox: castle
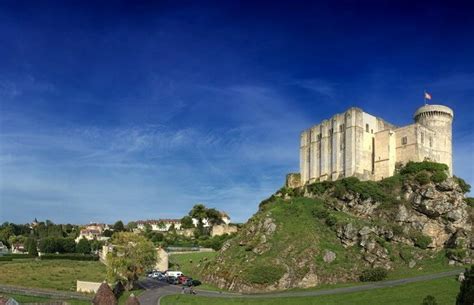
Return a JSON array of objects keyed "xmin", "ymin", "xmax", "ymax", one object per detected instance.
[{"xmin": 297, "ymin": 104, "xmax": 453, "ymax": 185}]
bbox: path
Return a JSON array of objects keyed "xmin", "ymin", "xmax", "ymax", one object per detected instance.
[{"xmin": 137, "ymin": 269, "xmax": 464, "ymax": 305}]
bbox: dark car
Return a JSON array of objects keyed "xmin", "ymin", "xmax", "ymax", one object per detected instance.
[
  {"xmin": 183, "ymin": 279, "xmax": 202, "ymax": 287},
  {"xmin": 167, "ymin": 276, "xmax": 179, "ymax": 285}
]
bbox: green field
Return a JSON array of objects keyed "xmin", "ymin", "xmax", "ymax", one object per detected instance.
[
  {"xmin": 0, "ymin": 259, "xmax": 106, "ymax": 291},
  {"xmin": 162, "ymin": 276, "xmax": 461, "ymax": 305},
  {"xmin": 2, "ymin": 293, "xmax": 90, "ymax": 305}
]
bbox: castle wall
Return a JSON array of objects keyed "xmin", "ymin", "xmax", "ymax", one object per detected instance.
[{"xmin": 299, "ymin": 104, "xmax": 452, "ymax": 185}]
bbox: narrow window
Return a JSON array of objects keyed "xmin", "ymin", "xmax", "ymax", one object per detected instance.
[
  {"xmin": 366, "ymin": 124, "xmax": 369, "ymax": 132},
  {"xmin": 429, "ymin": 137, "xmax": 433, "ymax": 147},
  {"xmin": 402, "ymin": 137, "xmax": 407, "ymax": 145},
  {"xmin": 421, "ymin": 132, "xmax": 424, "ymax": 144}
]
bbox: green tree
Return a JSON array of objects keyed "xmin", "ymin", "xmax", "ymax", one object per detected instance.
[
  {"xmin": 106, "ymin": 232, "xmax": 157, "ymax": 290},
  {"xmin": 457, "ymin": 266, "xmax": 474, "ymax": 305},
  {"xmin": 76, "ymin": 238, "xmax": 92, "ymax": 254},
  {"xmin": 189, "ymin": 204, "xmax": 207, "ymax": 225},
  {"xmin": 113, "ymin": 221, "xmax": 125, "ymax": 232},
  {"xmin": 25, "ymin": 237, "xmax": 38, "ymax": 256},
  {"xmin": 126, "ymin": 221, "xmax": 137, "ymax": 231},
  {"xmin": 206, "ymin": 208, "xmax": 224, "ymax": 226},
  {"xmin": 180, "ymin": 216, "xmax": 194, "ymax": 229}
]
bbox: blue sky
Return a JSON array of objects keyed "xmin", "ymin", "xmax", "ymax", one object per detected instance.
[{"xmin": 0, "ymin": 1, "xmax": 473, "ymax": 224}]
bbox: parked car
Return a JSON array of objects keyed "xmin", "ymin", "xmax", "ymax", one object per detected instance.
[
  {"xmin": 165, "ymin": 270, "xmax": 183, "ymax": 278},
  {"xmin": 183, "ymin": 279, "xmax": 202, "ymax": 287},
  {"xmin": 150, "ymin": 271, "xmax": 165, "ymax": 280},
  {"xmin": 167, "ymin": 276, "xmax": 180, "ymax": 285},
  {"xmin": 178, "ymin": 275, "xmax": 189, "ymax": 285}
]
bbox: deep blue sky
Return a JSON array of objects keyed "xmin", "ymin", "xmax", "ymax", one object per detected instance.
[{"xmin": 0, "ymin": 1, "xmax": 473, "ymax": 224}]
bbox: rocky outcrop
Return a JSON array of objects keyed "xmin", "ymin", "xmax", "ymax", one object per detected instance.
[{"xmin": 203, "ymin": 176, "xmax": 473, "ymax": 292}]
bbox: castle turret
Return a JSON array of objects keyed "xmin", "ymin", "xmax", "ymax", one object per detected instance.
[{"xmin": 413, "ymin": 104, "xmax": 454, "ymax": 175}]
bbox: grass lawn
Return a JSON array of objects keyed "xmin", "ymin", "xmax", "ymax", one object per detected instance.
[
  {"xmin": 162, "ymin": 276, "xmax": 461, "ymax": 305},
  {"xmin": 0, "ymin": 259, "xmax": 106, "ymax": 291},
  {"xmin": 169, "ymin": 252, "xmax": 220, "ymax": 291},
  {"xmin": 2, "ymin": 293, "xmax": 90, "ymax": 305}
]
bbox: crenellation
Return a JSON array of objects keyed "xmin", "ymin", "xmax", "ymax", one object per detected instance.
[{"xmin": 299, "ymin": 104, "xmax": 453, "ymax": 185}]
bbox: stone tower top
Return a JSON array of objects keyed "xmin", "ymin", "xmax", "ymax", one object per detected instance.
[{"xmin": 413, "ymin": 104, "xmax": 454, "ymax": 121}]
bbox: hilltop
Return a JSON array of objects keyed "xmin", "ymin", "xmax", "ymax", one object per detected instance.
[{"xmin": 202, "ymin": 162, "xmax": 473, "ymax": 292}]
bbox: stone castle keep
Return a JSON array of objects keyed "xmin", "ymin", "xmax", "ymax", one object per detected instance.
[{"xmin": 299, "ymin": 104, "xmax": 453, "ymax": 185}]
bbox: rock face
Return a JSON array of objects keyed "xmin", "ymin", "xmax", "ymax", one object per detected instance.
[{"xmin": 203, "ymin": 176, "xmax": 473, "ymax": 293}]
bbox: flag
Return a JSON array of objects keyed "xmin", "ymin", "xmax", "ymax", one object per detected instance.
[{"xmin": 424, "ymin": 92, "xmax": 432, "ymax": 100}]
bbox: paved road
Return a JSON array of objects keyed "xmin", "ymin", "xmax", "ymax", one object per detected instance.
[{"xmin": 137, "ymin": 269, "xmax": 464, "ymax": 305}]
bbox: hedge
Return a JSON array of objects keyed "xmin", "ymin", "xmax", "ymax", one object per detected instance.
[
  {"xmin": 360, "ymin": 267, "xmax": 388, "ymax": 282},
  {"xmin": 40, "ymin": 254, "xmax": 99, "ymax": 261},
  {"xmin": 0, "ymin": 256, "xmax": 13, "ymax": 261}
]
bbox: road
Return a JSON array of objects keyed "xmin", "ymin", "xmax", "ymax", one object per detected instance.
[{"xmin": 137, "ymin": 269, "xmax": 463, "ymax": 305}]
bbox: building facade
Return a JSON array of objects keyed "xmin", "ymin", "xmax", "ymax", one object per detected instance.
[{"xmin": 299, "ymin": 104, "xmax": 453, "ymax": 185}]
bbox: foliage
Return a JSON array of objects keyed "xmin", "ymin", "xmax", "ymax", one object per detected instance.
[
  {"xmin": 180, "ymin": 216, "xmax": 194, "ymax": 229},
  {"xmin": 421, "ymin": 295, "xmax": 438, "ymax": 305},
  {"xmin": 430, "ymin": 171, "xmax": 447, "ymax": 183},
  {"xmin": 76, "ymin": 238, "xmax": 92, "ymax": 254},
  {"xmin": 243, "ymin": 264, "xmax": 285, "ymax": 284},
  {"xmin": 106, "ymin": 232, "xmax": 157, "ymax": 290},
  {"xmin": 456, "ymin": 265, "xmax": 474, "ymax": 305},
  {"xmin": 113, "ymin": 221, "xmax": 125, "ymax": 232},
  {"xmin": 400, "ymin": 161, "xmax": 449, "ymax": 175},
  {"xmin": 197, "ymin": 233, "xmax": 236, "ymax": 251},
  {"xmin": 415, "ymin": 172, "xmax": 430, "ymax": 185},
  {"xmin": 454, "ymin": 176, "xmax": 471, "ymax": 194},
  {"xmin": 25, "ymin": 237, "xmax": 38, "ymax": 256},
  {"xmin": 411, "ymin": 233, "xmax": 432, "ymax": 249},
  {"xmin": 38, "ymin": 237, "xmax": 76, "ymax": 253},
  {"xmin": 359, "ymin": 267, "xmax": 388, "ymax": 282},
  {"xmin": 126, "ymin": 222, "xmax": 137, "ymax": 231},
  {"xmin": 465, "ymin": 198, "xmax": 474, "ymax": 207},
  {"xmin": 0, "ymin": 256, "xmax": 13, "ymax": 261},
  {"xmin": 40, "ymin": 253, "xmax": 99, "ymax": 260},
  {"xmin": 103, "ymin": 229, "xmax": 114, "ymax": 237}
]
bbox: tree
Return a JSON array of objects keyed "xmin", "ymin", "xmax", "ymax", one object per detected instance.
[
  {"xmin": 206, "ymin": 208, "xmax": 224, "ymax": 226},
  {"xmin": 25, "ymin": 237, "xmax": 38, "ymax": 256},
  {"xmin": 103, "ymin": 229, "xmax": 114, "ymax": 237},
  {"xmin": 180, "ymin": 216, "xmax": 194, "ymax": 229},
  {"xmin": 126, "ymin": 222, "xmax": 137, "ymax": 231},
  {"xmin": 106, "ymin": 232, "xmax": 157, "ymax": 290},
  {"xmin": 113, "ymin": 221, "xmax": 125, "ymax": 232},
  {"xmin": 189, "ymin": 204, "xmax": 207, "ymax": 225},
  {"xmin": 422, "ymin": 295, "xmax": 438, "ymax": 305},
  {"xmin": 76, "ymin": 238, "xmax": 92, "ymax": 254},
  {"xmin": 457, "ymin": 266, "xmax": 474, "ymax": 305}
]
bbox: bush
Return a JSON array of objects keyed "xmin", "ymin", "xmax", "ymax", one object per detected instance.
[
  {"xmin": 40, "ymin": 253, "xmax": 99, "ymax": 261},
  {"xmin": 454, "ymin": 176, "xmax": 471, "ymax": 194},
  {"xmin": 244, "ymin": 265, "xmax": 285, "ymax": 284},
  {"xmin": 415, "ymin": 172, "xmax": 430, "ymax": 185},
  {"xmin": 431, "ymin": 171, "xmax": 447, "ymax": 183},
  {"xmin": 456, "ymin": 265, "xmax": 474, "ymax": 305},
  {"xmin": 412, "ymin": 233, "xmax": 432, "ymax": 249},
  {"xmin": 325, "ymin": 215, "xmax": 338, "ymax": 227},
  {"xmin": 0, "ymin": 256, "xmax": 12, "ymax": 261},
  {"xmin": 399, "ymin": 248, "xmax": 414, "ymax": 262},
  {"xmin": 359, "ymin": 267, "xmax": 388, "ymax": 282},
  {"xmin": 400, "ymin": 161, "xmax": 449, "ymax": 175},
  {"xmin": 465, "ymin": 198, "xmax": 474, "ymax": 207},
  {"xmin": 422, "ymin": 295, "xmax": 438, "ymax": 305}
]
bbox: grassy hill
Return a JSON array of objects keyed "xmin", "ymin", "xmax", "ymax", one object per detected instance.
[{"xmin": 201, "ymin": 162, "xmax": 472, "ymax": 292}]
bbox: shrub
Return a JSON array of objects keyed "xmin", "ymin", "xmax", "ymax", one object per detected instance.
[
  {"xmin": 412, "ymin": 232, "xmax": 432, "ymax": 249},
  {"xmin": 465, "ymin": 198, "xmax": 474, "ymax": 207},
  {"xmin": 456, "ymin": 265, "xmax": 474, "ymax": 305},
  {"xmin": 454, "ymin": 176, "xmax": 471, "ymax": 194},
  {"xmin": 311, "ymin": 207, "xmax": 329, "ymax": 219},
  {"xmin": 399, "ymin": 248, "xmax": 414, "ymax": 262},
  {"xmin": 431, "ymin": 171, "xmax": 447, "ymax": 183},
  {"xmin": 446, "ymin": 248, "xmax": 467, "ymax": 260},
  {"xmin": 244, "ymin": 265, "xmax": 285, "ymax": 284},
  {"xmin": 359, "ymin": 267, "xmax": 388, "ymax": 282},
  {"xmin": 422, "ymin": 295, "xmax": 438, "ymax": 305},
  {"xmin": 415, "ymin": 172, "xmax": 430, "ymax": 185},
  {"xmin": 40, "ymin": 253, "xmax": 99, "ymax": 261},
  {"xmin": 400, "ymin": 161, "xmax": 449, "ymax": 175},
  {"xmin": 325, "ymin": 215, "xmax": 338, "ymax": 227},
  {"xmin": 0, "ymin": 256, "xmax": 12, "ymax": 261}
]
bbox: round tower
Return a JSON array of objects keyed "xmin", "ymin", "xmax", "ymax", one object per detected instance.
[{"xmin": 413, "ymin": 104, "xmax": 454, "ymax": 175}]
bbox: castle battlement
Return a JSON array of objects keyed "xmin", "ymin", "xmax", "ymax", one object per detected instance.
[{"xmin": 299, "ymin": 104, "xmax": 453, "ymax": 185}]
